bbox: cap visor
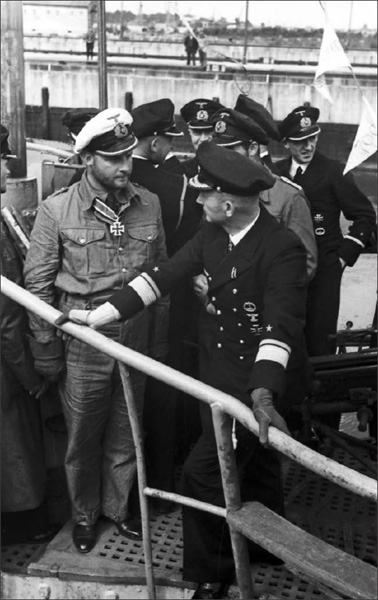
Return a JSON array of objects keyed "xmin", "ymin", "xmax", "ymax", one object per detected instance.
[
  {"xmin": 164, "ymin": 130, "xmax": 184, "ymax": 137},
  {"xmin": 212, "ymin": 137, "xmax": 244, "ymax": 148},
  {"xmin": 287, "ymin": 126, "xmax": 321, "ymax": 141},
  {"xmin": 188, "ymin": 124, "xmax": 213, "ymax": 131},
  {"xmin": 188, "ymin": 174, "xmax": 213, "ymax": 190},
  {"xmin": 95, "ymin": 137, "xmax": 138, "ymax": 156}
]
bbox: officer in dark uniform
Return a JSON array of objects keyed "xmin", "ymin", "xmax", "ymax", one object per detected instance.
[
  {"xmin": 234, "ymin": 93, "xmax": 282, "ymax": 175},
  {"xmin": 131, "ymin": 98, "xmax": 202, "ymax": 256},
  {"xmin": 130, "ymin": 98, "xmax": 204, "ymax": 508},
  {"xmin": 63, "ymin": 142, "xmax": 309, "ymax": 599},
  {"xmin": 208, "ymin": 107, "xmax": 317, "ymax": 280},
  {"xmin": 163, "ymin": 98, "xmax": 225, "ymax": 178},
  {"xmin": 61, "ymin": 108, "xmax": 100, "ymax": 185},
  {"xmin": 275, "ymin": 105, "xmax": 376, "ymax": 356}
]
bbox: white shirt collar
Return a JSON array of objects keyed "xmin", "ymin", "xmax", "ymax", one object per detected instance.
[
  {"xmin": 289, "ymin": 158, "xmax": 310, "ymax": 179},
  {"xmin": 229, "ymin": 208, "xmax": 260, "ymax": 246}
]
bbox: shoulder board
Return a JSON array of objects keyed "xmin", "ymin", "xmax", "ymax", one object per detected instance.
[
  {"xmin": 280, "ymin": 176, "xmax": 302, "ymax": 190},
  {"xmin": 132, "ymin": 182, "xmax": 151, "ymax": 193},
  {"xmin": 48, "ymin": 186, "xmax": 69, "ymax": 198}
]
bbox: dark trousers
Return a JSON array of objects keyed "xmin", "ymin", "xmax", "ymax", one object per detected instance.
[
  {"xmin": 305, "ymin": 259, "xmax": 343, "ymax": 357},
  {"xmin": 186, "ymin": 50, "xmax": 197, "ymax": 65},
  {"xmin": 180, "ymin": 361, "xmax": 310, "ymax": 583},
  {"xmin": 181, "ymin": 402, "xmax": 284, "ymax": 583}
]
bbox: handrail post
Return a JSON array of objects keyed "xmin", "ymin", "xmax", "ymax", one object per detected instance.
[
  {"xmin": 118, "ymin": 362, "xmax": 156, "ymax": 600},
  {"xmin": 211, "ymin": 403, "xmax": 257, "ymax": 599}
]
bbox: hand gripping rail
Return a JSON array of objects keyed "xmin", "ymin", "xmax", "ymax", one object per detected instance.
[{"xmin": 1, "ymin": 275, "xmax": 377, "ymax": 600}]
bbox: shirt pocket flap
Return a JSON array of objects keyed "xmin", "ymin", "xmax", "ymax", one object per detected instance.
[
  {"xmin": 128, "ymin": 226, "xmax": 157, "ymax": 243},
  {"xmin": 61, "ymin": 229, "xmax": 105, "ymax": 246}
]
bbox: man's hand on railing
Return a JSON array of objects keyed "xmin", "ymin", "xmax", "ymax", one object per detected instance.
[
  {"xmin": 55, "ymin": 309, "xmax": 92, "ymax": 327},
  {"xmin": 251, "ymin": 387, "xmax": 291, "ymax": 447},
  {"xmin": 55, "ymin": 303, "xmax": 121, "ymax": 329},
  {"xmin": 27, "ymin": 336, "xmax": 65, "ymax": 382}
]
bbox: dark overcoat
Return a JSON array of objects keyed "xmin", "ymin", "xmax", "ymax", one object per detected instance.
[{"xmin": 1, "ymin": 219, "xmax": 46, "ymax": 512}]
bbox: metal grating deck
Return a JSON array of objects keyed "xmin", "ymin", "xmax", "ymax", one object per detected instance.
[{"xmin": 1, "ymin": 448, "xmax": 376, "ymax": 600}]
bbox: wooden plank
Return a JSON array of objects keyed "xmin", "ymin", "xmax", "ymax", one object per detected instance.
[{"xmin": 227, "ymin": 501, "xmax": 377, "ymax": 600}]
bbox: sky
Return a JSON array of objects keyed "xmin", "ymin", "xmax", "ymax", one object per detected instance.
[{"xmin": 105, "ymin": 1, "xmax": 377, "ymax": 30}]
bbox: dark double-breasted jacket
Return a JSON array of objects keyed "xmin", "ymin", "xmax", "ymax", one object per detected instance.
[
  {"xmin": 131, "ymin": 156, "xmax": 202, "ymax": 256},
  {"xmin": 110, "ymin": 206, "xmax": 308, "ymax": 404},
  {"xmin": 276, "ymin": 151, "xmax": 376, "ymax": 269}
]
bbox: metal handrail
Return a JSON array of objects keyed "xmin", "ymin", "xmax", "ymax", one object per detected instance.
[
  {"xmin": 1, "ymin": 275, "xmax": 376, "ymax": 502},
  {"xmin": 2, "ymin": 274, "xmax": 377, "ymax": 598}
]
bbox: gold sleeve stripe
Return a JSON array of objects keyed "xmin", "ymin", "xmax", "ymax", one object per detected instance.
[
  {"xmin": 344, "ymin": 234, "xmax": 365, "ymax": 249},
  {"xmin": 255, "ymin": 340, "xmax": 291, "ymax": 368},
  {"xmin": 129, "ymin": 273, "xmax": 161, "ymax": 306}
]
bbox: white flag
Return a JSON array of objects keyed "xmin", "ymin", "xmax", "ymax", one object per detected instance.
[
  {"xmin": 344, "ymin": 96, "xmax": 377, "ymax": 174},
  {"xmin": 313, "ymin": 16, "xmax": 352, "ymax": 103},
  {"xmin": 313, "ymin": 74, "xmax": 334, "ymax": 104}
]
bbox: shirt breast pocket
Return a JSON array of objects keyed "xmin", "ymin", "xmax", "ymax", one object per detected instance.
[
  {"xmin": 61, "ymin": 228, "xmax": 107, "ymax": 275},
  {"xmin": 127, "ymin": 225, "xmax": 158, "ymax": 264}
]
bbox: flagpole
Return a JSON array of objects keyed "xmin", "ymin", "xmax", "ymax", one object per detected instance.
[
  {"xmin": 346, "ymin": 1, "xmax": 354, "ymax": 49},
  {"xmin": 242, "ymin": 1, "xmax": 250, "ymax": 65}
]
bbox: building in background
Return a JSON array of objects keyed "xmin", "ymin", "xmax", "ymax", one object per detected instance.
[{"xmin": 22, "ymin": 1, "xmax": 90, "ymax": 36}]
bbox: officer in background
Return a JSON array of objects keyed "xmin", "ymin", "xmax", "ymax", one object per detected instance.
[
  {"xmin": 60, "ymin": 108, "xmax": 100, "ymax": 186},
  {"xmin": 163, "ymin": 98, "xmax": 225, "ymax": 178},
  {"xmin": 24, "ymin": 108, "xmax": 169, "ymax": 553},
  {"xmin": 130, "ymin": 98, "xmax": 204, "ymax": 504},
  {"xmin": 61, "ymin": 141, "xmax": 309, "ymax": 599},
  {"xmin": 61, "ymin": 108, "xmax": 100, "ymax": 147},
  {"xmin": 234, "ymin": 93, "xmax": 282, "ymax": 175},
  {"xmin": 208, "ymin": 107, "xmax": 317, "ymax": 280},
  {"xmin": 1, "ymin": 125, "xmax": 57, "ymax": 544},
  {"xmin": 276, "ymin": 105, "xmax": 376, "ymax": 356}
]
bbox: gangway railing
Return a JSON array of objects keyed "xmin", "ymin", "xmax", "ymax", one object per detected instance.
[{"xmin": 1, "ymin": 275, "xmax": 377, "ymax": 600}]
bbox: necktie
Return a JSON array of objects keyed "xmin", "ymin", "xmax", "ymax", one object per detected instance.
[
  {"xmin": 293, "ymin": 166, "xmax": 303, "ymax": 183},
  {"xmin": 227, "ymin": 238, "xmax": 234, "ymax": 253}
]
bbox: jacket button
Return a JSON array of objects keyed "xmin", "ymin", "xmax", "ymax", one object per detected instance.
[
  {"xmin": 211, "ymin": 296, "xmax": 216, "ymax": 302},
  {"xmin": 147, "ymin": 234, "xmax": 152, "ymax": 240},
  {"xmin": 220, "ymin": 326, "xmax": 224, "ymax": 331},
  {"xmin": 122, "ymin": 268, "xmax": 127, "ymax": 273},
  {"xmin": 119, "ymin": 247, "xmax": 124, "ymax": 253},
  {"xmin": 233, "ymin": 289, "xmax": 237, "ymax": 294},
  {"xmin": 240, "ymin": 340, "xmax": 244, "ymax": 344},
  {"xmin": 239, "ymin": 356, "xmax": 244, "ymax": 360},
  {"xmin": 238, "ymin": 323, "xmax": 242, "ymax": 327},
  {"xmin": 217, "ymin": 309, "xmax": 221, "ymax": 315},
  {"xmin": 217, "ymin": 343, "xmax": 222, "ymax": 348},
  {"xmin": 233, "ymin": 308, "xmax": 237, "ymax": 313},
  {"xmin": 80, "ymin": 238, "xmax": 86, "ymax": 244}
]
